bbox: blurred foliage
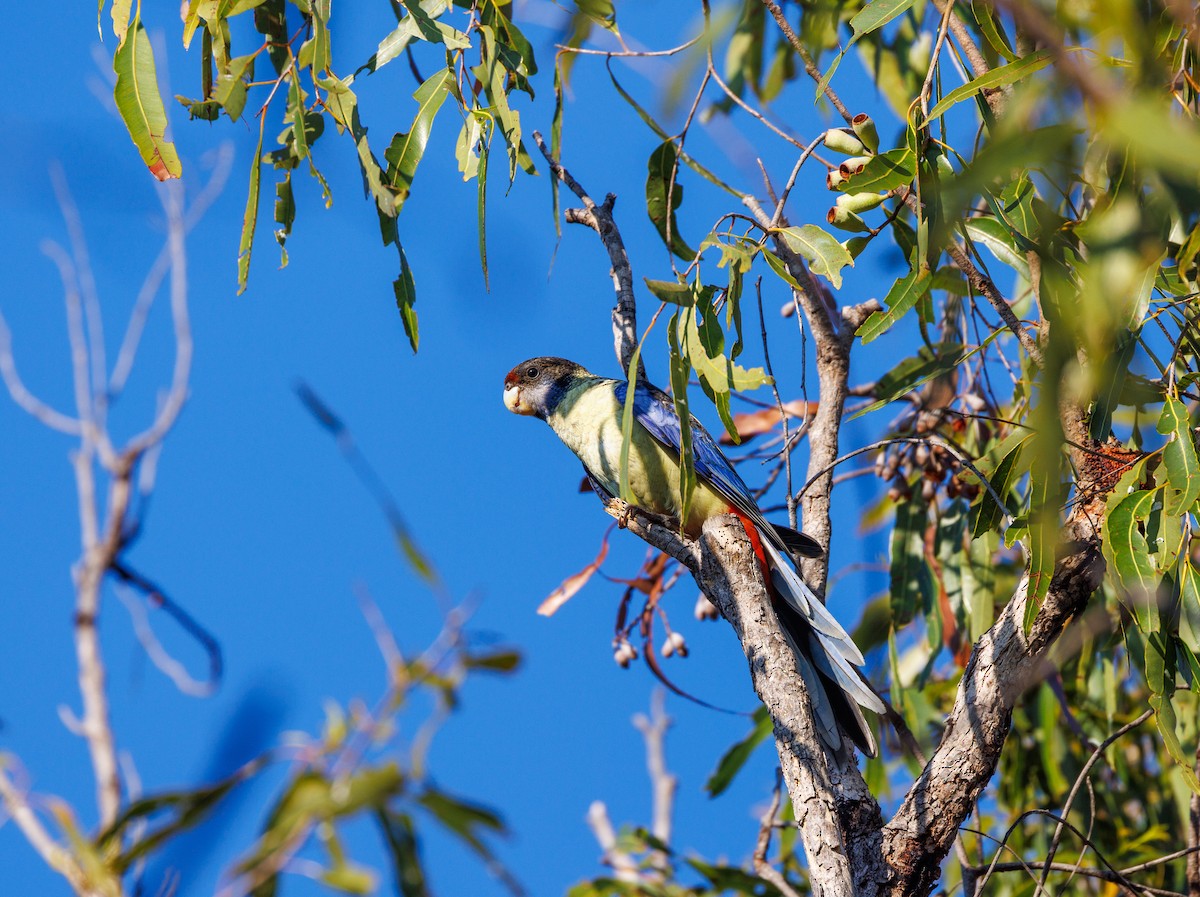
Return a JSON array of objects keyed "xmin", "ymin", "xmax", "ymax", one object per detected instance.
[{"xmin": 89, "ymin": 0, "xmax": 1200, "ymax": 891}]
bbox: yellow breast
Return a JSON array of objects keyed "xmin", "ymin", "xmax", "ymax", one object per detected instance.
[{"xmin": 548, "ymin": 381, "xmax": 727, "ymax": 536}]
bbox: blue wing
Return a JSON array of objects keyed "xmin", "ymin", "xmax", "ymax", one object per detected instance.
[{"xmin": 613, "ymin": 380, "xmax": 757, "ymax": 510}]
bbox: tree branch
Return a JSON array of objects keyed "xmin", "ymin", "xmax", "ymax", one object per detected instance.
[
  {"xmin": 881, "ymin": 511, "xmax": 1105, "ymax": 895},
  {"xmin": 532, "ymin": 130, "xmax": 643, "ymax": 378}
]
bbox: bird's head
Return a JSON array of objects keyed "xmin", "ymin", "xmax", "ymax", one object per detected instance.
[{"xmin": 503, "ymin": 356, "xmax": 590, "ymax": 419}]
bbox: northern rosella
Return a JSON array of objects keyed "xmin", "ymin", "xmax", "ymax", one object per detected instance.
[{"xmin": 503, "ymin": 356, "xmax": 883, "ymax": 756}]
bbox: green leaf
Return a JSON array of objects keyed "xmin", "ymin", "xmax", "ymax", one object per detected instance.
[
  {"xmin": 618, "ymin": 340, "xmax": 645, "ymax": 505},
  {"xmin": 815, "ymin": 0, "xmax": 914, "ymax": 99},
  {"xmin": 476, "ymin": 26, "xmax": 536, "ymax": 183},
  {"xmin": 926, "ymin": 50, "xmax": 1053, "ymax": 121},
  {"xmin": 1157, "ymin": 395, "xmax": 1200, "ymax": 516},
  {"xmin": 1090, "ymin": 328, "xmax": 1138, "ymax": 439},
  {"xmin": 464, "ymin": 649, "xmax": 521, "ymax": 673},
  {"xmin": 856, "ymin": 266, "xmax": 932, "ymax": 343},
  {"xmin": 778, "ymin": 225, "xmax": 854, "ymax": 289},
  {"xmin": 1180, "ymin": 563, "xmax": 1200, "ymax": 654},
  {"xmin": 100, "ymin": 758, "xmax": 267, "ymax": 872},
  {"xmin": 849, "ymin": 343, "xmax": 976, "ymax": 420},
  {"xmin": 576, "ymin": 0, "xmax": 618, "ymax": 33},
  {"xmin": 1102, "ymin": 488, "xmax": 1160, "ymax": 626},
  {"xmin": 238, "ymin": 128, "xmax": 265, "ymax": 294},
  {"xmin": 288, "ymin": 75, "xmax": 310, "ymax": 160},
  {"xmin": 646, "ymin": 141, "xmax": 697, "ymax": 261},
  {"xmin": 320, "ymin": 75, "xmax": 398, "ymax": 217},
  {"xmin": 643, "ymin": 278, "xmax": 695, "ymax": 305},
  {"xmin": 477, "ymin": 119, "xmax": 490, "ymax": 289},
  {"xmin": 110, "ymin": 0, "xmax": 131, "ymax": 44},
  {"xmin": 112, "ymin": 17, "xmax": 182, "ymax": 181},
  {"xmin": 416, "ymin": 788, "xmax": 506, "ymax": 859},
  {"xmin": 384, "ymin": 68, "xmax": 454, "ymax": 209},
  {"xmin": 890, "ymin": 492, "xmax": 934, "ymax": 626},
  {"xmin": 394, "ymin": 242, "xmax": 420, "ymax": 352},
  {"xmin": 684, "ymin": 309, "xmax": 770, "ymax": 394},
  {"xmin": 365, "ymin": 0, "xmax": 472, "ymax": 74},
  {"xmin": 668, "ymin": 312, "xmax": 696, "ymax": 536},
  {"xmin": 705, "ymin": 707, "xmax": 772, "ymax": 797},
  {"xmin": 273, "ymin": 170, "xmax": 294, "ymax": 267},
  {"xmin": 215, "ymin": 54, "xmax": 254, "ymax": 121},
  {"xmin": 838, "ymin": 146, "xmax": 916, "ymax": 193},
  {"xmin": 963, "ymin": 216, "xmax": 1031, "ymax": 280},
  {"xmin": 1025, "ymin": 460, "xmax": 1058, "ymax": 623},
  {"xmin": 375, "ymin": 810, "xmax": 430, "ymax": 897},
  {"xmin": 310, "ymin": 0, "xmax": 332, "ymax": 75},
  {"xmin": 969, "ymin": 434, "xmax": 1031, "ymax": 538}
]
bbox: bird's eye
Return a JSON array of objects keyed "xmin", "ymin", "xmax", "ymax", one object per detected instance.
[{"xmin": 525, "ymin": 366, "xmax": 539, "ymax": 380}]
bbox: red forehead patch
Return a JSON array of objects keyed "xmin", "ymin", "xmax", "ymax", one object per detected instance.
[{"xmin": 504, "ymin": 367, "xmax": 520, "ymax": 388}]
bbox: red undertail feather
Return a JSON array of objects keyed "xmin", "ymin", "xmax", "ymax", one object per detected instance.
[{"xmin": 728, "ymin": 506, "xmax": 772, "ymax": 589}]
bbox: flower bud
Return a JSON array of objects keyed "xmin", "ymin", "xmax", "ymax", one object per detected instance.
[
  {"xmin": 694, "ymin": 594, "xmax": 719, "ymax": 621},
  {"xmin": 851, "ymin": 113, "xmax": 879, "ymax": 153},
  {"xmin": 663, "ymin": 631, "xmax": 688, "ymax": 658},
  {"xmin": 838, "ymin": 156, "xmax": 872, "ymax": 178},
  {"xmin": 845, "ymin": 236, "xmax": 871, "ymax": 258},
  {"xmin": 827, "ymin": 206, "xmax": 871, "ymax": 233},
  {"xmin": 835, "ymin": 191, "xmax": 886, "ymax": 215},
  {"xmin": 823, "ymin": 128, "xmax": 866, "ymax": 156}
]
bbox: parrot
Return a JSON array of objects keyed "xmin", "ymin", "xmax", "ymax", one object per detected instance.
[{"xmin": 503, "ymin": 355, "xmax": 883, "ymax": 757}]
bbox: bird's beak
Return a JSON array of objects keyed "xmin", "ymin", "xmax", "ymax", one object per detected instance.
[{"xmin": 504, "ymin": 384, "xmax": 534, "ymax": 415}]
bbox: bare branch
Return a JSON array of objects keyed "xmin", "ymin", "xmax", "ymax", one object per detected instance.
[
  {"xmin": 532, "ymin": 130, "xmax": 642, "ymax": 378},
  {"xmin": 585, "ymin": 801, "xmax": 641, "ymax": 884},
  {"xmin": 759, "ymin": 0, "xmax": 855, "ymax": 126},
  {"xmin": 124, "ymin": 181, "xmax": 193, "ymax": 457},
  {"xmin": 0, "ymin": 311, "xmax": 81, "ymax": 434},
  {"xmin": 0, "ymin": 765, "xmax": 86, "ymax": 890},
  {"xmin": 111, "ymin": 143, "xmax": 234, "ymax": 396},
  {"xmin": 631, "ymin": 688, "xmax": 676, "ymax": 874},
  {"xmin": 1038, "ymin": 709, "xmax": 1154, "ymax": 891},
  {"xmin": 753, "ymin": 771, "xmax": 804, "ymax": 897}
]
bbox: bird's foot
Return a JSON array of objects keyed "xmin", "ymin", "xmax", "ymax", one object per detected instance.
[{"xmin": 617, "ymin": 503, "xmax": 633, "ymax": 529}]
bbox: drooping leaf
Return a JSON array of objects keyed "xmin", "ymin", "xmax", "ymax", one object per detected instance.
[
  {"xmin": 643, "ymin": 278, "xmax": 695, "ymax": 305},
  {"xmin": 100, "ymin": 758, "xmax": 267, "ymax": 872},
  {"xmin": 238, "ymin": 127, "xmax": 265, "ymax": 294},
  {"xmin": 646, "ymin": 141, "xmax": 697, "ymax": 261},
  {"xmin": 394, "ymin": 242, "xmax": 420, "ymax": 352},
  {"xmin": 890, "ymin": 492, "xmax": 934, "ymax": 626},
  {"xmin": 668, "ymin": 311, "xmax": 696, "ymax": 535},
  {"xmin": 778, "ymin": 225, "xmax": 854, "ymax": 288},
  {"xmin": 538, "ymin": 531, "xmax": 610, "ymax": 616},
  {"xmin": 112, "ymin": 17, "xmax": 182, "ymax": 181},
  {"xmin": 384, "ymin": 68, "xmax": 455, "ymax": 208},
  {"xmin": 856, "ymin": 266, "xmax": 932, "ymax": 343},
  {"xmin": 705, "ymin": 707, "xmax": 772, "ymax": 797},
  {"xmin": 926, "ymin": 50, "xmax": 1054, "ymax": 121},
  {"xmin": 1157, "ymin": 395, "xmax": 1200, "ymax": 516},
  {"xmin": 815, "ymin": 0, "xmax": 914, "ymax": 99},
  {"xmin": 375, "ymin": 810, "xmax": 431, "ymax": 897},
  {"xmin": 1102, "ymin": 488, "xmax": 1160, "ymax": 628},
  {"xmin": 416, "ymin": 788, "xmax": 507, "ymax": 859}
]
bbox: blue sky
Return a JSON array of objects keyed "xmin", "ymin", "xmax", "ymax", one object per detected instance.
[{"xmin": 0, "ymin": 3, "xmax": 914, "ymax": 895}]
